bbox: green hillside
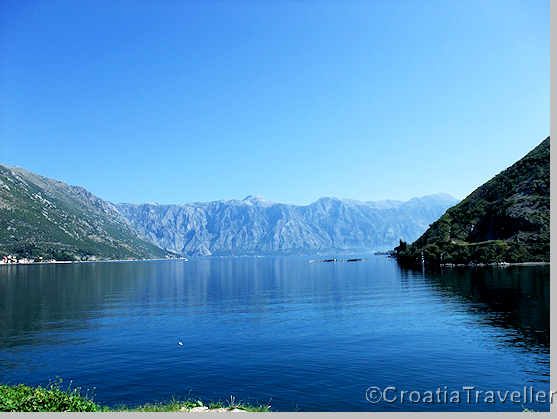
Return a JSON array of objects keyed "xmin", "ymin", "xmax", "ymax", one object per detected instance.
[
  {"xmin": 0, "ymin": 164, "xmax": 169, "ymax": 261},
  {"xmin": 395, "ymin": 136, "xmax": 550, "ymax": 266}
]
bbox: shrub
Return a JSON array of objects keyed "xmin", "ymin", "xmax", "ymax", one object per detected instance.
[{"xmin": 0, "ymin": 381, "xmax": 103, "ymax": 412}]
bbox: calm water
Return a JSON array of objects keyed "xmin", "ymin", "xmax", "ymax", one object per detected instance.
[{"xmin": 0, "ymin": 257, "xmax": 549, "ymax": 411}]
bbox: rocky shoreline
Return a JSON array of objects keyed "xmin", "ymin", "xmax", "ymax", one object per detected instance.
[{"xmin": 439, "ymin": 261, "xmax": 549, "ymax": 268}]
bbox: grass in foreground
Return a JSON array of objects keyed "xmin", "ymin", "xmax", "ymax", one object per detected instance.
[
  {"xmin": 0, "ymin": 382, "xmax": 104, "ymax": 412},
  {"xmin": 118, "ymin": 397, "xmax": 271, "ymax": 412},
  {"xmin": 0, "ymin": 382, "xmax": 270, "ymax": 412}
]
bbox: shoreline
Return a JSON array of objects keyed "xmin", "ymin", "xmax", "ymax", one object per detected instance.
[
  {"xmin": 439, "ymin": 261, "xmax": 549, "ymax": 268},
  {"xmin": 2, "ymin": 256, "xmax": 549, "ymax": 268},
  {"xmin": 0, "ymin": 257, "xmax": 188, "ymax": 266}
]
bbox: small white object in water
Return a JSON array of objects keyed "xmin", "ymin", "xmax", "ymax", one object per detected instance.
[{"xmin": 178, "ymin": 341, "xmax": 183, "ymax": 346}]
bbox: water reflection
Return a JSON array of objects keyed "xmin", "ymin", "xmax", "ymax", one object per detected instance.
[
  {"xmin": 0, "ymin": 258, "xmax": 550, "ymax": 411},
  {"xmin": 399, "ymin": 265, "xmax": 549, "ymax": 350}
]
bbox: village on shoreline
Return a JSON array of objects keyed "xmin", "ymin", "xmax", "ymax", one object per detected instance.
[{"xmin": 0, "ymin": 254, "xmax": 188, "ymax": 265}]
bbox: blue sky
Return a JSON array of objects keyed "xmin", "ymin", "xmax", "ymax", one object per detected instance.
[{"xmin": 0, "ymin": 0, "xmax": 549, "ymax": 205}]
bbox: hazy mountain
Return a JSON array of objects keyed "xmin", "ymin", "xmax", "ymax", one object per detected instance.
[
  {"xmin": 116, "ymin": 193, "xmax": 458, "ymax": 256},
  {"xmin": 0, "ymin": 164, "xmax": 169, "ymax": 260},
  {"xmin": 395, "ymin": 136, "xmax": 550, "ymax": 266},
  {"xmin": 0, "ymin": 163, "xmax": 458, "ymax": 260}
]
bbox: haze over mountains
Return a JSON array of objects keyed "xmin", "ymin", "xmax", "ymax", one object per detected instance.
[
  {"xmin": 5, "ymin": 133, "xmax": 547, "ymax": 264},
  {"xmin": 0, "ymin": 163, "xmax": 457, "ymax": 260},
  {"xmin": 116, "ymin": 193, "xmax": 457, "ymax": 256}
]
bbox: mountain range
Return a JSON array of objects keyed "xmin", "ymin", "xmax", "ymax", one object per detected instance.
[
  {"xmin": 116, "ymin": 194, "xmax": 457, "ymax": 256},
  {"xmin": 1, "ymin": 134, "xmax": 548, "ymax": 263},
  {"xmin": 0, "ymin": 163, "xmax": 457, "ymax": 260},
  {"xmin": 395, "ymin": 136, "xmax": 550, "ymax": 266}
]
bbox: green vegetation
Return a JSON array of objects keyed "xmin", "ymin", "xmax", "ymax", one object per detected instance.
[
  {"xmin": 0, "ymin": 164, "xmax": 171, "ymax": 261},
  {"xmin": 395, "ymin": 136, "xmax": 550, "ymax": 267},
  {"xmin": 0, "ymin": 382, "xmax": 271, "ymax": 412},
  {"xmin": 119, "ymin": 397, "xmax": 271, "ymax": 412},
  {"xmin": 0, "ymin": 382, "xmax": 104, "ymax": 412}
]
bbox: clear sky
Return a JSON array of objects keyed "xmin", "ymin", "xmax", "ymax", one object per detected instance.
[{"xmin": 0, "ymin": 0, "xmax": 549, "ymax": 205}]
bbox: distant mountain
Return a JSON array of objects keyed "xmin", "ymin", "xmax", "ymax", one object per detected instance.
[
  {"xmin": 116, "ymin": 193, "xmax": 458, "ymax": 256},
  {"xmin": 395, "ymin": 136, "xmax": 550, "ymax": 266},
  {"xmin": 0, "ymin": 165, "xmax": 169, "ymax": 261}
]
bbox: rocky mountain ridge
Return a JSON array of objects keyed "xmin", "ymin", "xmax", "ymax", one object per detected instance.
[{"xmin": 117, "ymin": 193, "xmax": 457, "ymax": 256}]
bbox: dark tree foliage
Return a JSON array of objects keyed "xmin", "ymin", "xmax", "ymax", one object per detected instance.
[{"xmin": 395, "ymin": 136, "xmax": 550, "ymax": 267}]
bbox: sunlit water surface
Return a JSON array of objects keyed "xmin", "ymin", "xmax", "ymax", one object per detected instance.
[{"xmin": 0, "ymin": 257, "xmax": 549, "ymax": 411}]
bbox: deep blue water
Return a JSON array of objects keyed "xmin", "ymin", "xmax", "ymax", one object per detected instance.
[{"xmin": 0, "ymin": 257, "xmax": 550, "ymax": 411}]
